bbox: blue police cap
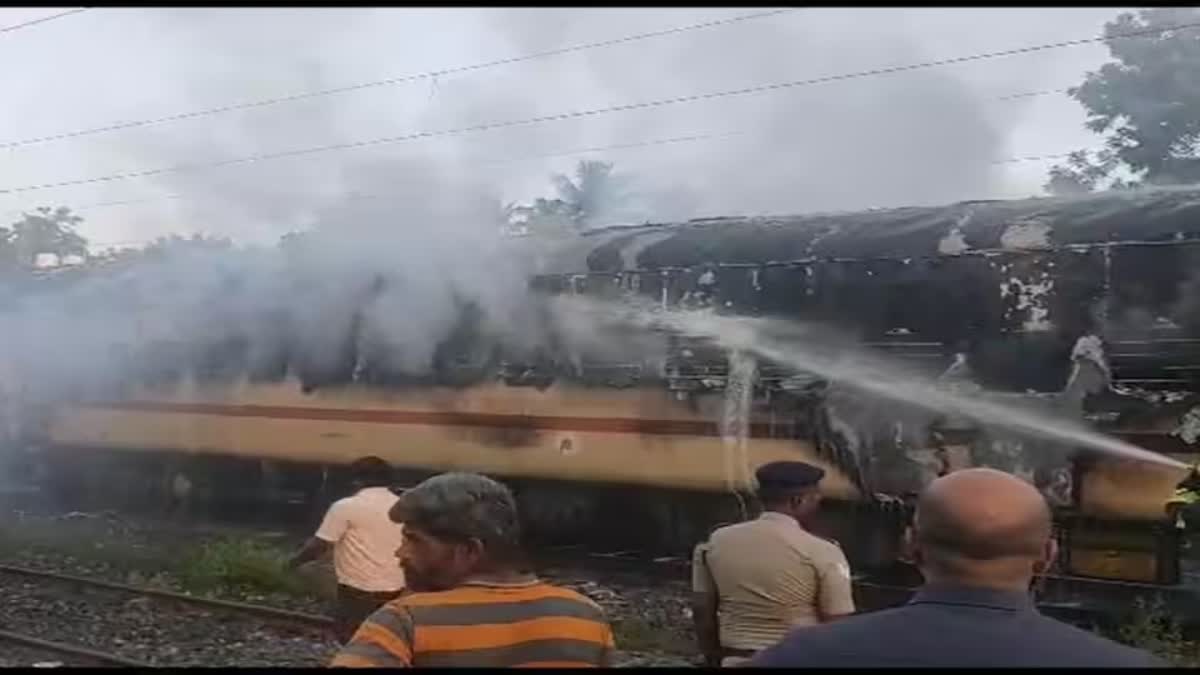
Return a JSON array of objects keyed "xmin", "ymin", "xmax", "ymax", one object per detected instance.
[{"xmin": 755, "ymin": 461, "xmax": 825, "ymax": 491}]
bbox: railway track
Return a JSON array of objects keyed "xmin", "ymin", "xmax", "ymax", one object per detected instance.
[
  {"xmin": 0, "ymin": 529, "xmax": 1187, "ymax": 667},
  {"xmin": 0, "ymin": 564, "xmax": 334, "ymax": 628},
  {"xmin": 0, "ymin": 564, "xmax": 338, "ymax": 667},
  {"xmin": 0, "ymin": 630, "xmax": 150, "ymax": 667},
  {"xmin": 0, "ymin": 557, "xmax": 696, "ymax": 668}
]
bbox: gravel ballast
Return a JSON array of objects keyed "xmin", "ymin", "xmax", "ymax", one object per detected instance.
[
  {"xmin": 1, "ymin": 574, "xmax": 337, "ymax": 667},
  {"xmin": 0, "ymin": 507, "xmax": 699, "ymax": 667}
]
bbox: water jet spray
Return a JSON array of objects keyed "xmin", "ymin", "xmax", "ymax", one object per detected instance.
[{"xmin": 569, "ymin": 297, "xmax": 1189, "ymax": 472}]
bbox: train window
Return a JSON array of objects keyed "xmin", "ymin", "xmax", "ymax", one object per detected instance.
[
  {"xmin": 1109, "ymin": 245, "xmax": 1188, "ymax": 323},
  {"xmin": 432, "ymin": 302, "xmax": 496, "ymax": 387},
  {"xmin": 753, "ymin": 266, "xmax": 813, "ymax": 319},
  {"xmin": 192, "ymin": 335, "xmax": 250, "ymax": 383}
]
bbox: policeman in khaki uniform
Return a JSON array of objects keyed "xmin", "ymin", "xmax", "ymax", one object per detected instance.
[{"xmin": 691, "ymin": 461, "xmax": 855, "ymax": 666}]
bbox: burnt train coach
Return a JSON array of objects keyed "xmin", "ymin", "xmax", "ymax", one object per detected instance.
[
  {"xmin": 524, "ymin": 188, "xmax": 1200, "ymax": 582},
  {"xmin": 10, "ymin": 186, "xmax": 1200, "ymax": 618}
]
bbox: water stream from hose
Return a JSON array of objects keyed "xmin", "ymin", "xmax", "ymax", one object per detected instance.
[{"xmin": 568, "ymin": 298, "xmax": 1188, "ymax": 471}]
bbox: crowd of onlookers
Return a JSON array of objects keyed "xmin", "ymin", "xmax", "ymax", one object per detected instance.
[{"xmin": 291, "ymin": 457, "xmax": 1166, "ymax": 668}]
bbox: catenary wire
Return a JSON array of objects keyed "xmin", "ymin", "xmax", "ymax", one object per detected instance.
[
  {"xmin": 0, "ymin": 12, "xmax": 1182, "ymax": 155},
  {"xmin": 0, "ymin": 8, "xmax": 796, "ymax": 151},
  {"xmin": 10, "ymin": 135, "xmax": 1095, "ymax": 229},
  {"xmin": 4, "ymin": 17, "xmax": 1168, "ymax": 200},
  {"xmin": 4, "ymin": 131, "xmax": 746, "ymax": 219},
  {"xmin": 0, "ymin": 7, "xmax": 89, "ymax": 35},
  {"xmin": 0, "ymin": 76, "xmax": 1105, "ymax": 214}
]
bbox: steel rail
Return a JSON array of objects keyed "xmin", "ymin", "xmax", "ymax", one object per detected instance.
[
  {"xmin": 0, "ymin": 629, "xmax": 151, "ymax": 667},
  {"xmin": 0, "ymin": 564, "xmax": 334, "ymax": 629}
]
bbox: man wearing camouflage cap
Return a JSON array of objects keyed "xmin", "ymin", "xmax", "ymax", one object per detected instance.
[{"xmin": 691, "ymin": 461, "xmax": 855, "ymax": 666}]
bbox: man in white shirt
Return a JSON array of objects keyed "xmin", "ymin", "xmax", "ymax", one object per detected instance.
[{"xmin": 287, "ymin": 456, "xmax": 407, "ymax": 643}]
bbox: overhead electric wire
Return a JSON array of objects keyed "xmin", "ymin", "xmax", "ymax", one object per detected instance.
[
  {"xmin": 2, "ymin": 78, "xmax": 1084, "ymax": 219},
  {"xmin": 6, "ymin": 134, "xmax": 1097, "ymax": 226},
  {"xmin": 75, "ymin": 137, "xmax": 1097, "ymax": 252},
  {"xmin": 7, "ymin": 17, "xmax": 1187, "ymax": 207},
  {"xmin": 994, "ymin": 87, "xmax": 1071, "ymax": 101},
  {"xmin": 0, "ymin": 7, "xmax": 89, "ymax": 35},
  {"xmin": 0, "ymin": 62, "xmax": 1115, "ymax": 199},
  {"xmin": 992, "ymin": 151, "xmax": 1074, "ymax": 165},
  {"xmin": 4, "ymin": 78, "xmax": 1080, "ymax": 220},
  {"xmin": 68, "ymin": 141, "xmax": 1091, "ymax": 251},
  {"xmin": 3, "ymin": 131, "xmax": 746, "ymax": 219},
  {"xmin": 4, "ymin": 19, "xmax": 1192, "ymax": 198},
  {"xmin": 0, "ymin": 12, "xmax": 1184, "ymax": 156},
  {"xmin": 0, "ymin": 8, "xmax": 796, "ymax": 151}
]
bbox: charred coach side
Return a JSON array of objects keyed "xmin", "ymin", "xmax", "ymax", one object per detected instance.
[
  {"xmin": 7, "ymin": 187, "xmax": 1200, "ymax": 618},
  {"xmin": 527, "ymin": 188, "xmax": 1200, "ymax": 590}
]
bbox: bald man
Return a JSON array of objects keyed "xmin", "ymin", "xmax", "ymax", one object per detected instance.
[{"xmin": 750, "ymin": 468, "xmax": 1164, "ymax": 668}]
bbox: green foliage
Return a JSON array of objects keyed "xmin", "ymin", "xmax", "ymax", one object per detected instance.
[
  {"xmin": 3, "ymin": 206, "xmax": 88, "ymax": 269},
  {"xmin": 174, "ymin": 536, "xmax": 307, "ymax": 597},
  {"xmin": 506, "ymin": 160, "xmax": 642, "ymax": 235},
  {"xmin": 1046, "ymin": 8, "xmax": 1200, "ymax": 194},
  {"xmin": 89, "ymin": 233, "xmax": 234, "ymax": 268},
  {"xmin": 509, "ymin": 197, "xmax": 576, "ymax": 235},
  {"xmin": 0, "ymin": 521, "xmax": 326, "ymax": 602},
  {"xmin": 0, "ymin": 227, "xmax": 17, "ymax": 272},
  {"xmin": 552, "ymin": 160, "xmax": 640, "ymax": 230},
  {"xmin": 1112, "ymin": 597, "xmax": 1199, "ymax": 666},
  {"xmin": 142, "ymin": 233, "xmax": 232, "ymax": 257},
  {"xmin": 0, "ymin": 524, "xmax": 165, "ymax": 574},
  {"xmin": 1045, "ymin": 150, "xmax": 1120, "ymax": 196}
]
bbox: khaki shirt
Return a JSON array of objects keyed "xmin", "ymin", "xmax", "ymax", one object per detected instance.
[{"xmin": 692, "ymin": 512, "xmax": 855, "ymax": 652}]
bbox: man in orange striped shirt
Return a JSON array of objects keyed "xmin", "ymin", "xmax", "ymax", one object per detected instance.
[{"xmin": 331, "ymin": 472, "xmax": 615, "ymax": 668}]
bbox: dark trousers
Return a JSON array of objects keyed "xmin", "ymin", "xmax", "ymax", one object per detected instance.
[{"xmin": 335, "ymin": 584, "xmax": 405, "ymax": 644}]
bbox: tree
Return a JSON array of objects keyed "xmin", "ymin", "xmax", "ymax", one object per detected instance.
[
  {"xmin": 1045, "ymin": 150, "xmax": 1119, "ymax": 195},
  {"xmin": 508, "ymin": 197, "xmax": 576, "ymax": 236},
  {"xmin": 142, "ymin": 233, "xmax": 232, "ymax": 257},
  {"xmin": 1045, "ymin": 8, "xmax": 1200, "ymax": 194},
  {"xmin": 550, "ymin": 160, "xmax": 637, "ymax": 230},
  {"xmin": 0, "ymin": 227, "xmax": 17, "ymax": 272},
  {"xmin": 89, "ymin": 233, "xmax": 233, "ymax": 266},
  {"xmin": 7, "ymin": 206, "xmax": 88, "ymax": 267},
  {"xmin": 504, "ymin": 160, "xmax": 646, "ymax": 235}
]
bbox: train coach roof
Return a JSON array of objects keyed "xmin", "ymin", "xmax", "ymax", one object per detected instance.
[{"xmin": 534, "ymin": 185, "xmax": 1200, "ymax": 275}]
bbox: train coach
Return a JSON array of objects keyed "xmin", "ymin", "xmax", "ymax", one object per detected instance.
[{"xmin": 10, "ymin": 186, "xmax": 1200, "ymax": 623}]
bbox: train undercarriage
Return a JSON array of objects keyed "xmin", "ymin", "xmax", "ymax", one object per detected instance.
[{"xmin": 24, "ymin": 438, "xmax": 1200, "ymax": 632}]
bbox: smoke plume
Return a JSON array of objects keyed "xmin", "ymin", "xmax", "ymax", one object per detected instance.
[{"xmin": 0, "ymin": 7, "xmax": 1125, "ymax": 413}]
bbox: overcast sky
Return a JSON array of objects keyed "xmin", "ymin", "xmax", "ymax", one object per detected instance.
[{"xmin": 0, "ymin": 7, "xmax": 1129, "ymax": 249}]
